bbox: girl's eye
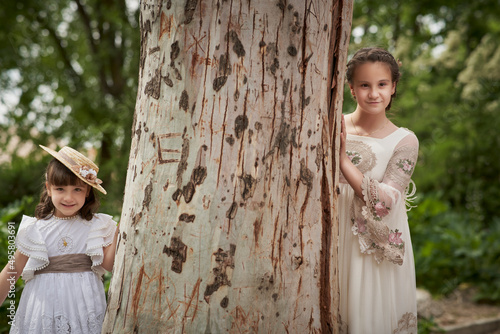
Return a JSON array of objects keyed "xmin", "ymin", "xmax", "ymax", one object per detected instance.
[{"xmin": 55, "ymin": 188, "xmax": 64, "ymax": 191}]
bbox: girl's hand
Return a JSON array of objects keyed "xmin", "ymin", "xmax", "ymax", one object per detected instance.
[
  {"xmin": 340, "ymin": 114, "xmax": 348, "ymax": 161},
  {"xmin": 339, "ymin": 114, "xmax": 364, "ymax": 199}
]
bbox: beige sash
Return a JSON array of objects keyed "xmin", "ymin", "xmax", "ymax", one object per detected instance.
[{"xmin": 35, "ymin": 254, "xmax": 92, "ymax": 275}]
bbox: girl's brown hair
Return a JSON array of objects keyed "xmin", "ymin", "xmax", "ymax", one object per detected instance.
[
  {"xmin": 346, "ymin": 47, "xmax": 401, "ymax": 111},
  {"xmin": 35, "ymin": 159, "xmax": 99, "ymax": 220}
]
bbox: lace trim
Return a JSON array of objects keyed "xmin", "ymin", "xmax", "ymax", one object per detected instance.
[
  {"xmin": 338, "ymin": 311, "xmax": 416, "ymax": 333},
  {"xmin": 385, "ymin": 145, "xmax": 418, "ymax": 189},
  {"xmin": 10, "ymin": 312, "xmax": 104, "ymax": 334},
  {"xmin": 345, "ymin": 140, "xmax": 377, "ymax": 174},
  {"xmin": 17, "ymin": 248, "xmax": 50, "ymax": 281},
  {"xmin": 404, "ymin": 179, "xmax": 417, "ymax": 211},
  {"xmin": 350, "ymin": 176, "xmax": 405, "ymax": 265},
  {"xmin": 393, "ymin": 312, "xmax": 418, "ymax": 334},
  {"xmin": 17, "ymin": 249, "xmax": 49, "ymax": 270}
]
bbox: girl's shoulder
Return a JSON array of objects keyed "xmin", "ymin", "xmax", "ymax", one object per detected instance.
[
  {"xmin": 92, "ymin": 213, "xmax": 116, "ymax": 222},
  {"xmin": 397, "ymin": 127, "xmax": 419, "ymax": 146},
  {"xmin": 19, "ymin": 215, "xmax": 39, "ymax": 229},
  {"xmin": 399, "ymin": 126, "xmax": 417, "ymax": 137},
  {"xmin": 20, "ymin": 214, "xmax": 37, "ymax": 222},
  {"xmin": 90, "ymin": 213, "xmax": 118, "ymax": 228},
  {"xmin": 19, "ymin": 215, "xmax": 67, "ymax": 230}
]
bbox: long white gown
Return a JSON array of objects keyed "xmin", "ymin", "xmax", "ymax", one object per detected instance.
[
  {"xmin": 11, "ymin": 213, "xmax": 116, "ymax": 334},
  {"xmin": 338, "ymin": 127, "xmax": 419, "ymax": 334}
]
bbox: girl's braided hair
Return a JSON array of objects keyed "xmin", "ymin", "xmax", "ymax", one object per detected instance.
[{"xmin": 346, "ymin": 47, "xmax": 401, "ymax": 111}]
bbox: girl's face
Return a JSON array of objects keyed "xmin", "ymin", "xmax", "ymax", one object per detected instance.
[
  {"xmin": 349, "ymin": 61, "xmax": 396, "ymax": 115},
  {"xmin": 46, "ymin": 182, "xmax": 90, "ymax": 218}
]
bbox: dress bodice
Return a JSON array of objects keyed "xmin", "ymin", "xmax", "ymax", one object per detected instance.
[
  {"xmin": 36, "ymin": 216, "xmax": 93, "ymax": 256},
  {"xmin": 343, "ymin": 127, "xmax": 413, "ymax": 181}
]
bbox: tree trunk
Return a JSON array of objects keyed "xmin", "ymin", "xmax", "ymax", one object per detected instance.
[{"xmin": 102, "ymin": 0, "xmax": 352, "ymax": 332}]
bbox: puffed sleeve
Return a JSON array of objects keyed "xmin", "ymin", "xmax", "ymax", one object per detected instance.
[
  {"xmin": 15, "ymin": 215, "xmax": 49, "ymax": 282},
  {"xmin": 351, "ymin": 132, "xmax": 419, "ymax": 265},
  {"xmin": 86, "ymin": 213, "xmax": 118, "ymax": 278}
]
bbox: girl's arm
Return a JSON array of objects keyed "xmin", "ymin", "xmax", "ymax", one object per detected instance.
[
  {"xmin": 101, "ymin": 225, "xmax": 119, "ymax": 272},
  {"xmin": 0, "ymin": 251, "xmax": 28, "ymax": 305},
  {"xmin": 340, "ymin": 115, "xmax": 364, "ymax": 198}
]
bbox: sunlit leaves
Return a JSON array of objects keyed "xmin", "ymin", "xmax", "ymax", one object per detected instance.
[{"xmin": 0, "ymin": 0, "xmax": 140, "ymax": 213}]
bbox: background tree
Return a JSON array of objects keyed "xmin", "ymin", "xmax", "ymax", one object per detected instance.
[{"xmin": 102, "ymin": 0, "xmax": 353, "ymax": 332}]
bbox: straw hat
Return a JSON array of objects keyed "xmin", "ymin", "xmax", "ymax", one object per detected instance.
[{"xmin": 40, "ymin": 145, "xmax": 107, "ymax": 194}]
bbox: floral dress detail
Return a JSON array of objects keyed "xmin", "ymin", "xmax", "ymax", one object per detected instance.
[
  {"xmin": 10, "ymin": 213, "xmax": 117, "ymax": 334},
  {"xmin": 339, "ymin": 128, "xmax": 419, "ymax": 334}
]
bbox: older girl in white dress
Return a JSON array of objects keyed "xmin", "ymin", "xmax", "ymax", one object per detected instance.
[{"xmin": 338, "ymin": 48, "xmax": 419, "ymax": 334}]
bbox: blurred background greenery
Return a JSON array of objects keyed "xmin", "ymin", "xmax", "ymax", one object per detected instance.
[{"xmin": 0, "ymin": 0, "xmax": 499, "ymax": 332}]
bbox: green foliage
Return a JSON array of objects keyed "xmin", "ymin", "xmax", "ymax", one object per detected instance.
[
  {"xmin": 0, "ymin": 197, "xmax": 34, "ymax": 225},
  {"xmin": 0, "ymin": 155, "xmax": 45, "ymax": 211},
  {"xmin": 409, "ymin": 195, "xmax": 500, "ymax": 302},
  {"xmin": 0, "ymin": 199, "xmax": 32, "ymax": 332},
  {"xmin": 0, "ymin": 0, "xmax": 140, "ymax": 212},
  {"xmin": 418, "ymin": 316, "xmax": 444, "ymax": 334}
]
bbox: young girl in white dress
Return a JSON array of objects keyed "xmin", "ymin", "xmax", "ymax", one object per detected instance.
[
  {"xmin": 338, "ymin": 48, "xmax": 419, "ymax": 333},
  {"xmin": 0, "ymin": 145, "xmax": 119, "ymax": 333}
]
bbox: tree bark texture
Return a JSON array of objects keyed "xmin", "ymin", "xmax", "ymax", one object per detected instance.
[{"xmin": 103, "ymin": 0, "xmax": 352, "ymax": 332}]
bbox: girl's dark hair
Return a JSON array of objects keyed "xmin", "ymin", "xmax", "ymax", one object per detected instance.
[
  {"xmin": 35, "ymin": 158, "xmax": 99, "ymax": 220},
  {"xmin": 346, "ymin": 47, "xmax": 401, "ymax": 111}
]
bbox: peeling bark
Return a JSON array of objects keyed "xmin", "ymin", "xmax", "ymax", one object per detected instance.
[{"xmin": 103, "ymin": 0, "xmax": 353, "ymax": 332}]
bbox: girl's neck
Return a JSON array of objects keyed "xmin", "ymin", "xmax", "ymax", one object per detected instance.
[{"xmin": 350, "ymin": 110, "xmax": 389, "ymax": 136}]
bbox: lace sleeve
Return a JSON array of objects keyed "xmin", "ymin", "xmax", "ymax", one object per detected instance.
[
  {"xmin": 351, "ymin": 132, "xmax": 419, "ymax": 265},
  {"xmin": 383, "ymin": 133, "xmax": 419, "ymax": 196}
]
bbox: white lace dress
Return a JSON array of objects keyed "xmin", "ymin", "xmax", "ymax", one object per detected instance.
[
  {"xmin": 338, "ymin": 128, "xmax": 419, "ymax": 334},
  {"xmin": 11, "ymin": 213, "xmax": 117, "ymax": 334}
]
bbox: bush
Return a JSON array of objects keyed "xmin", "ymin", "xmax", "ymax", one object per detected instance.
[
  {"xmin": 0, "ymin": 197, "xmax": 33, "ymax": 332},
  {"xmin": 410, "ymin": 193, "xmax": 500, "ymax": 303}
]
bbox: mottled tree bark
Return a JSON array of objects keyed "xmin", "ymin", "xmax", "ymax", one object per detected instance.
[{"xmin": 103, "ymin": 0, "xmax": 352, "ymax": 332}]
